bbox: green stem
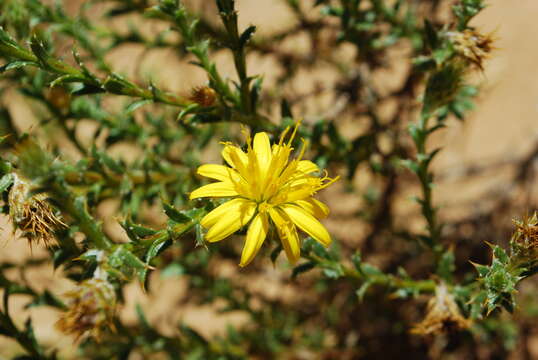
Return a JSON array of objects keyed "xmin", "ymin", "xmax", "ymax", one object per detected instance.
[{"xmin": 51, "ymin": 181, "xmax": 112, "ymax": 250}]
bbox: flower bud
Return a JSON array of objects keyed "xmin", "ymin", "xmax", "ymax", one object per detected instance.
[{"xmin": 189, "ymin": 85, "xmax": 217, "ymax": 107}]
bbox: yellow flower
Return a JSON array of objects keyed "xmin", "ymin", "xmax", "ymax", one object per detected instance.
[{"xmin": 190, "ymin": 124, "xmax": 338, "ymax": 267}]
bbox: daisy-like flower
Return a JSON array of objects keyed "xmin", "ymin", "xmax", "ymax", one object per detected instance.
[{"xmin": 190, "ymin": 124, "xmax": 338, "ymax": 267}]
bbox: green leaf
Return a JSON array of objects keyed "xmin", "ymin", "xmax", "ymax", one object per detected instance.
[
  {"xmin": 239, "ymin": 25, "xmax": 256, "ymax": 48},
  {"xmin": 145, "ymin": 236, "xmax": 171, "ymax": 266},
  {"xmin": 0, "ymin": 173, "xmax": 14, "ymax": 193},
  {"xmin": 437, "ymin": 249, "xmax": 455, "ymax": 280},
  {"xmin": 493, "ymin": 245, "xmax": 510, "ymax": 265},
  {"xmin": 126, "ymin": 99, "xmax": 152, "ymax": 114},
  {"xmin": 351, "ymin": 251, "xmax": 362, "ymax": 272},
  {"xmin": 423, "ymin": 20, "xmax": 439, "ymax": 49},
  {"xmin": 322, "ymin": 264, "xmax": 344, "ymax": 279},
  {"xmin": 176, "ymin": 103, "xmax": 199, "ymax": 122},
  {"xmin": 163, "ymin": 203, "xmax": 192, "ymax": 223},
  {"xmin": 292, "ymin": 261, "xmax": 316, "ymax": 278},
  {"xmin": 361, "ymin": 263, "xmax": 383, "ymax": 276},
  {"xmin": 135, "ymin": 303, "xmax": 152, "ymax": 330},
  {"xmin": 92, "ymin": 146, "xmax": 124, "ymax": 174},
  {"xmin": 103, "ymin": 74, "xmax": 147, "ymax": 97},
  {"xmin": 161, "ymin": 263, "xmax": 185, "ymax": 278},
  {"xmin": 0, "ymin": 61, "xmax": 36, "ymax": 73},
  {"xmin": 194, "ymin": 223, "xmax": 205, "ymax": 248},
  {"xmin": 356, "ymin": 281, "xmax": 372, "ymax": 301},
  {"xmin": 471, "ymin": 261, "xmax": 490, "ymax": 277},
  {"xmin": 270, "ymin": 244, "xmax": 283, "ymax": 264},
  {"xmin": 109, "ymin": 245, "xmax": 149, "ymax": 282},
  {"xmin": 25, "ymin": 290, "xmax": 66, "ymax": 310},
  {"xmin": 121, "ymin": 219, "xmax": 157, "ymax": 241}
]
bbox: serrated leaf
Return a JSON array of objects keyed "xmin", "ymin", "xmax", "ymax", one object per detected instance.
[
  {"xmin": 470, "ymin": 261, "xmax": 490, "ymax": 277},
  {"xmin": 493, "ymin": 245, "xmax": 510, "ymax": 265},
  {"xmin": 145, "ymin": 236, "xmax": 171, "ymax": 266},
  {"xmin": 163, "ymin": 203, "xmax": 192, "ymax": 223},
  {"xmin": 109, "ymin": 245, "xmax": 149, "ymax": 283},
  {"xmin": 121, "ymin": 219, "xmax": 158, "ymax": 241}
]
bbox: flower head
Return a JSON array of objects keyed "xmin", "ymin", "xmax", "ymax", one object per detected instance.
[
  {"xmin": 189, "ymin": 85, "xmax": 217, "ymax": 107},
  {"xmin": 446, "ymin": 29, "xmax": 495, "ymax": 71},
  {"xmin": 510, "ymin": 212, "xmax": 538, "ymax": 261},
  {"xmin": 56, "ymin": 276, "xmax": 117, "ymax": 341},
  {"xmin": 8, "ymin": 174, "xmax": 66, "ymax": 247},
  {"xmin": 190, "ymin": 124, "xmax": 338, "ymax": 266}
]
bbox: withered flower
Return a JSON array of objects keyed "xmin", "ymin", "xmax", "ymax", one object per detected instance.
[
  {"xmin": 447, "ymin": 29, "xmax": 495, "ymax": 71},
  {"xmin": 510, "ymin": 212, "xmax": 538, "ymax": 257},
  {"xmin": 411, "ymin": 282, "xmax": 471, "ymax": 335},
  {"xmin": 189, "ymin": 85, "xmax": 217, "ymax": 107},
  {"xmin": 56, "ymin": 276, "xmax": 117, "ymax": 341},
  {"xmin": 8, "ymin": 174, "xmax": 66, "ymax": 247}
]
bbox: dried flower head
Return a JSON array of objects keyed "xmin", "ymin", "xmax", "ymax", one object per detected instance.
[
  {"xmin": 447, "ymin": 29, "xmax": 495, "ymax": 71},
  {"xmin": 510, "ymin": 212, "xmax": 538, "ymax": 257},
  {"xmin": 411, "ymin": 282, "xmax": 471, "ymax": 335},
  {"xmin": 56, "ymin": 277, "xmax": 117, "ymax": 341},
  {"xmin": 190, "ymin": 123, "xmax": 339, "ymax": 266},
  {"xmin": 8, "ymin": 174, "xmax": 66, "ymax": 246},
  {"xmin": 189, "ymin": 85, "xmax": 217, "ymax": 107}
]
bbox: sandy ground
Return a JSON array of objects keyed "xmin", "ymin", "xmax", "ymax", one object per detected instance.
[{"xmin": 1, "ymin": 0, "xmax": 538, "ymax": 358}]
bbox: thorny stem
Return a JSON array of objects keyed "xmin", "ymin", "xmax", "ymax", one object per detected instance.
[
  {"xmin": 304, "ymin": 253, "xmax": 437, "ymax": 294},
  {"xmin": 413, "ymin": 112, "xmax": 443, "ymax": 253},
  {"xmin": 50, "ymin": 179, "xmax": 112, "ymax": 250}
]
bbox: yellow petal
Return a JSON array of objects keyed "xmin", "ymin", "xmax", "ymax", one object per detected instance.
[
  {"xmin": 239, "ymin": 212, "xmax": 269, "ymax": 267},
  {"xmin": 201, "ymin": 198, "xmax": 253, "ymax": 228},
  {"xmin": 268, "ymin": 207, "xmax": 300, "ymax": 264},
  {"xmin": 189, "ymin": 181, "xmax": 238, "ymax": 199},
  {"xmin": 253, "ymin": 132, "xmax": 272, "ymax": 175},
  {"xmin": 280, "ymin": 204, "xmax": 331, "ymax": 247},
  {"xmin": 197, "ymin": 164, "xmax": 237, "ymax": 182},
  {"xmin": 205, "ymin": 200, "xmax": 256, "ymax": 242},
  {"xmin": 222, "ymin": 145, "xmax": 248, "ymax": 172},
  {"xmin": 297, "ymin": 160, "xmax": 319, "ymax": 174},
  {"xmin": 294, "ymin": 198, "xmax": 330, "ymax": 219}
]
